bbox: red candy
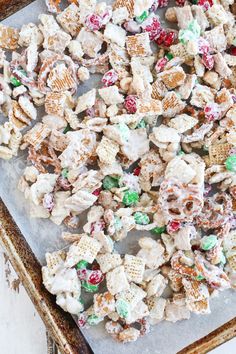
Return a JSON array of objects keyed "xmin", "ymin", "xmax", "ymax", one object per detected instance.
[
  {"xmin": 91, "ymin": 219, "xmax": 106, "ymax": 234},
  {"xmin": 175, "ymin": 0, "xmax": 185, "ymax": 6},
  {"xmin": 124, "ymin": 95, "xmax": 138, "ymax": 113},
  {"xmin": 167, "ymin": 220, "xmax": 181, "ymax": 233},
  {"xmin": 92, "ymin": 188, "xmax": 102, "ymax": 196},
  {"xmin": 198, "ymin": 37, "xmax": 210, "ymax": 55},
  {"xmin": 133, "ymin": 166, "xmax": 141, "ymax": 176},
  {"xmin": 163, "ymin": 31, "xmax": 175, "ymax": 47},
  {"xmin": 230, "ymin": 47, "xmax": 236, "ymax": 56},
  {"xmin": 191, "ymin": 244, "xmax": 200, "ymax": 252},
  {"xmin": 155, "ymin": 29, "xmax": 167, "ymax": 45},
  {"xmin": 202, "ymin": 53, "xmax": 214, "ymax": 70},
  {"xmin": 78, "ymin": 313, "xmax": 87, "ymax": 328},
  {"xmin": 77, "ymin": 268, "xmax": 88, "ymax": 281},
  {"xmin": 101, "ymin": 69, "xmax": 118, "ymax": 87},
  {"xmin": 77, "ymin": 264, "xmax": 104, "ymax": 285},
  {"xmin": 157, "ymin": 0, "xmax": 169, "ymax": 8},
  {"xmin": 88, "ymin": 270, "xmax": 104, "ymax": 285},
  {"xmin": 141, "ymin": 15, "xmax": 161, "ymax": 41},
  {"xmin": 156, "ymin": 30, "xmax": 175, "ymax": 47},
  {"xmin": 155, "ymin": 57, "xmax": 168, "ymax": 73},
  {"xmin": 85, "ymin": 14, "xmax": 103, "ymax": 31},
  {"xmin": 198, "ymin": 0, "xmax": 213, "ymax": 11},
  {"xmin": 204, "ymin": 103, "xmax": 220, "ymax": 122}
]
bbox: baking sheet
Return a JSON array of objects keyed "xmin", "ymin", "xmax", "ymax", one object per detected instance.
[{"xmin": 0, "ymin": 1, "xmax": 236, "ymax": 353}]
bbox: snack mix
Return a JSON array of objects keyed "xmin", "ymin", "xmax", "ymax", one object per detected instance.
[{"xmin": 1, "ymin": 0, "xmax": 236, "ymax": 344}]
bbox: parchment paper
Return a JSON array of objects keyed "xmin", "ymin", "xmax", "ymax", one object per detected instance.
[{"xmin": 0, "ymin": 1, "xmax": 235, "ymax": 353}]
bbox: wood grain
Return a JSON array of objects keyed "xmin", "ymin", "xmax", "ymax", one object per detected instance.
[
  {"xmin": 0, "ymin": 0, "xmax": 35, "ymax": 21},
  {"xmin": 0, "ymin": 199, "xmax": 93, "ymax": 354}
]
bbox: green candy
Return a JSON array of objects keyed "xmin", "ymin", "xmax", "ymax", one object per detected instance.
[
  {"xmin": 122, "ymin": 190, "xmax": 139, "ymax": 206},
  {"xmin": 87, "ymin": 314, "xmax": 103, "ymax": 326},
  {"xmin": 103, "ymin": 175, "xmax": 119, "ymax": 190},
  {"xmin": 151, "ymin": 226, "xmax": 166, "ymax": 235},
  {"xmin": 76, "ymin": 260, "xmax": 89, "ymax": 269},
  {"xmin": 201, "ymin": 235, "xmax": 218, "ymax": 251},
  {"xmin": 19, "ymin": 69, "xmax": 27, "ymax": 76},
  {"xmin": 81, "ymin": 280, "xmax": 98, "ymax": 293},
  {"xmin": 225, "ymin": 155, "xmax": 236, "ymax": 172},
  {"xmin": 195, "ymin": 274, "xmax": 205, "ymax": 281},
  {"xmin": 179, "ymin": 29, "xmax": 195, "ymax": 44},
  {"xmin": 79, "ymin": 297, "xmax": 85, "ymax": 305},
  {"xmin": 63, "ymin": 124, "xmax": 72, "ymax": 134},
  {"xmin": 220, "ymin": 252, "xmax": 226, "ymax": 265},
  {"xmin": 136, "ymin": 11, "xmax": 149, "ymax": 23},
  {"xmin": 114, "ymin": 216, "xmax": 123, "ymax": 231},
  {"xmin": 187, "ymin": 19, "xmax": 201, "ymax": 37},
  {"xmin": 10, "ymin": 69, "xmax": 27, "ymax": 87},
  {"xmin": 61, "ymin": 168, "xmax": 69, "ymax": 179},
  {"xmin": 10, "ymin": 76, "xmax": 22, "ymax": 87},
  {"xmin": 179, "ymin": 19, "xmax": 201, "ymax": 44},
  {"xmin": 118, "ymin": 123, "xmax": 130, "ymax": 142},
  {"xmin": 134, "ymin": 212, "xmax": 150, "ymax": 225},
  {"xmin": 177, "ymin": 150, "xmax": 185, "ymax": 156},
  {"xmin": 165, "ymin": 53, "xmax": 174, "ymax": 61},
  {"xmin": 136, "ymin": 119, "xmax": 147, "ymax": 129},
  {"xmin": 116, "ymin": 299, "xmax": 130, "ymax": 319}
]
